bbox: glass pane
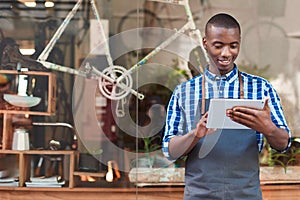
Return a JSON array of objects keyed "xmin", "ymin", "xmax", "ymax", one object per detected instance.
[{"xmin": 1, "ymin": 0, "xmax": 299, "ymax": 199}]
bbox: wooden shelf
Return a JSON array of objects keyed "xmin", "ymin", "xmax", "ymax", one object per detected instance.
[
  {"xmin": 0, "ymin": 150, "xmax": 76, "ymax": 188},
  {"xmin": 0, "ymin": 70, "xmax": 57, "ymax": 150},
  {"xmin": 73, "ymin": 171, "xmax": 105, "ymax": 177},
  {"xmin": 0, "ymin": 70, "xmax": 56, "ymax": 116},
  {"xmin": 0, "ymin": 150, "xmax": 75, "ymax": 155}
]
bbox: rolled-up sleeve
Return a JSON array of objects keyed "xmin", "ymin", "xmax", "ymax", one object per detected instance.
[
  {"xmin": 162, "ymin": 87, "xmax": 185, "ymax": 160},
  {"xmin": 266, "ymin": 82, "xmax": 292, "ymax": 152}
]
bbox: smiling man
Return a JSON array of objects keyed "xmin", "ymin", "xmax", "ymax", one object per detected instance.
[{"xmin": 162, "ymin": 13, "xmax": 290, "ymax": 199}]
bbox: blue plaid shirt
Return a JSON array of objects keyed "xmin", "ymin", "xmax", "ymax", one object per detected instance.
[{"xmin": 162, "ymin": 65, "xmax": 291, "ymax": 160}]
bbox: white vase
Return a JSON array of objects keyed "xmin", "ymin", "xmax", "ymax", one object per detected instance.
[{"xmin": 12, "ymin": 128, "xmax": 30, "ymax": 150}]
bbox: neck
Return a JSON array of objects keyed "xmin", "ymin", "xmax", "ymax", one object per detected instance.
[{"xmin": 208, "ymin": 65, "xmax": 235, "ymax": 76}]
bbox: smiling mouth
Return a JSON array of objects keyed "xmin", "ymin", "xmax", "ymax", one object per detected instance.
[{"xmin": 218, "ymin": 59, "xmax": 231, "ymax": 66}]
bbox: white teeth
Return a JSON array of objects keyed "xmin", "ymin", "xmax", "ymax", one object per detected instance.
[{"xmin": 219, "ymin": 60, "xmax": 230, "ymax": 64}]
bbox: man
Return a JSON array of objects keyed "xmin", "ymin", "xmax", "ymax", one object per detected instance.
[{"xmin": 162, "ymin": 13, "xmax": 290, "ymax": 199}]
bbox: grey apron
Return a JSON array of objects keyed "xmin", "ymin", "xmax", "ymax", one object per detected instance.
[{"xmin": 183, "ymin": 73, "xmax": 262, "ymax": 199}]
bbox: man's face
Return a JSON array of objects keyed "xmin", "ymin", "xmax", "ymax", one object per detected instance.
[{"xmin": 203, "ymin": 25, "xmax": 240, "ymax": 75}]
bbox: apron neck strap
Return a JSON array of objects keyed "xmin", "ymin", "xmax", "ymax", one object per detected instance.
[{"xmin": 238, "ymin": 71, "xmax": 244, "ymax": 99}]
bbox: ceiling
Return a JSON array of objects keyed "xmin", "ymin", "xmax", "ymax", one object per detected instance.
[
  {"xmin": 0, "ymin": 0, "xmax": 87, "ymax": 21},
  {"xmin": 0, "ymin": 0, "xmax": 91, "ymax": 40}
]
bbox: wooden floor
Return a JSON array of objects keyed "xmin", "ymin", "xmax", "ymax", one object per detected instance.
[{"xmin": 0, "ymin": 185, "xmax": 300, "ymax": 200}]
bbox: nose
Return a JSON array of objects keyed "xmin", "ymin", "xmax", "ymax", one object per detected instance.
[{"xmin": 221, "ymin": 46, "xmax": 231, "ymax": 57}]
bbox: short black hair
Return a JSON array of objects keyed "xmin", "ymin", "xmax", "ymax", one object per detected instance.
[{"xmin": 205, "ymin": 13, "xmax": 241, "ymax": 35}]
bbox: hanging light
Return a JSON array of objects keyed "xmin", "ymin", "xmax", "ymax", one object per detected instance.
[
  {"xmin": 19, "ymin": 0, "xmax": 37, "ymax": 8},
  {"xmin": 20, "ymin": 48, "xmax": 36, "ymax": 56},
  {"xmin": 19, "ymin": 40, "xmax": 36, "ymax": 56},
  {"xmin": 45, "ymin": 1, "xmax": 55, "ymax": 8}
]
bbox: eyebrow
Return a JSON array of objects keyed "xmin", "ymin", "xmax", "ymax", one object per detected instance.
[{"xmin": 212, "ymin": 41, "xmax": 239, "ymax": 45}]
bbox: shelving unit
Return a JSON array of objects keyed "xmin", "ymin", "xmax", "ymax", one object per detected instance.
[
  {"xmin": 0, "ymin": 149, "xmax": 114, "ymax": 189},
  {"xmin": 0, "ymin": 70, "xmax": 108, "ymax": 190},
  {"xmin": 0, "ymin": 150, "xmax": 76, "ymax": 188},
  {"xmin": 0, "ymin": 71, "xmax": 78, "ymax": 189},
  {"xmin": 0, "ymin": 70, "xmax": 56, "ymax": 150}
]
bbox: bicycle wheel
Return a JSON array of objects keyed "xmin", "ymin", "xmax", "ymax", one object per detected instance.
[
  {"xmin": 242, "ymin": 21, "xmax": 289, "ymax": 76},
  {"xmin": 117, "ymin": 9, "xmax": 164, "ymax": 55}
]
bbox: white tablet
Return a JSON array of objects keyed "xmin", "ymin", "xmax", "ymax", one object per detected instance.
[{"xmin": 206, "ymin": 98, "xmax": 265, "ymax": 129}]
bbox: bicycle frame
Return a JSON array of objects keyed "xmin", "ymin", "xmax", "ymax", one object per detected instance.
[
  {"xmin": 38, "ymin": 0, "xmax": 113, "ymax": 77},
  {"xmin": 36, "ymin": 0, "xmax": 208, "ymax": 101}
]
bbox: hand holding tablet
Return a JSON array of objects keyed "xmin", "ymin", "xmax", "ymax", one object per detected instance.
[{"xmin": 206, "ymin": 99, "xmax": 266, "ymax": 129}]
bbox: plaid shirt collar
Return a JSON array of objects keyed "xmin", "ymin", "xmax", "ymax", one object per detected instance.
[{"xmin": 204, "ymin": 64, "xmax": 239, "ymax": 84}]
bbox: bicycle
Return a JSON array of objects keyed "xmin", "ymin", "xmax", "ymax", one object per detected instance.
[
  {"xmin": 37, "ymin": 0, "xmax": 208, "ymax": 104},
  {"xmin": 116, "ymin": 0, "xmax": 204, "ymax": 59},
  {"xmin": 31, "ymin": 0, "xmax": 210, "ymax": 173}
]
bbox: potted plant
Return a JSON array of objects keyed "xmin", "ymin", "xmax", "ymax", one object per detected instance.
[
  {"xmin": 260, "ymin": 138, "xmax": 300, "ymax": 184},
  {"xmin": 128, "ymin": 124, "xmax": 185, "ymax": 185}
]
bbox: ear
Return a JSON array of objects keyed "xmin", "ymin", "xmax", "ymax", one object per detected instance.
[{"xmin": 202, "ymin": 37, "xmax": 207, "ymax": 50}]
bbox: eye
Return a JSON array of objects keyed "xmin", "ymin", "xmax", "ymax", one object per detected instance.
[
  {"xmin": 230, "ymin": 43, "xmax": 239, "ymax": 49},
  {"xmin": 214, "ymin": 44, "xmax": 223, "ymax": 49}
]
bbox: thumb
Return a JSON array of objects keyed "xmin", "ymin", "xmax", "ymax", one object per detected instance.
[{"xmin": 263, "ymin": 97, "xmax": 270, "ymax": 111}]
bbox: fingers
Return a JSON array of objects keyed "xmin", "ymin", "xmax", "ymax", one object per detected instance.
[
  {"xmin": 223, "ymin": 98, "xmax": 271, "ymax": 131},
  {"xmin": 202, "ymin": 112, "xmax": 209, "ymax": 119},
  {"xmin": 227, "ymin": 97, "xmax": 270, "ymax": 119},
  {"xmin": 227, "ymin": 107, "xmax": 255, "ymax": 118},
  {"xmin": 234, "ymin": 106, "xmax": 258, "ymax": 116},
  {"xmin": 198, "ymin": 112, "xmax": 208, "ymax": 123},
  {"xmin": 226, "ymin": 106, "xmax": 257, "ymax": 127},
  {"xmin": 194, "ymin": 112, "xmax": 217, "ymax": 138},
  {"xmin": 207, "ymin": 128, "xmax": 217, "ymax": 134}
]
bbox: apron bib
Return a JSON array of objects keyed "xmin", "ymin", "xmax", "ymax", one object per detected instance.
[{"xmin": 184, "ymin": 127, "xmax": 262, "ymax": 199}]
